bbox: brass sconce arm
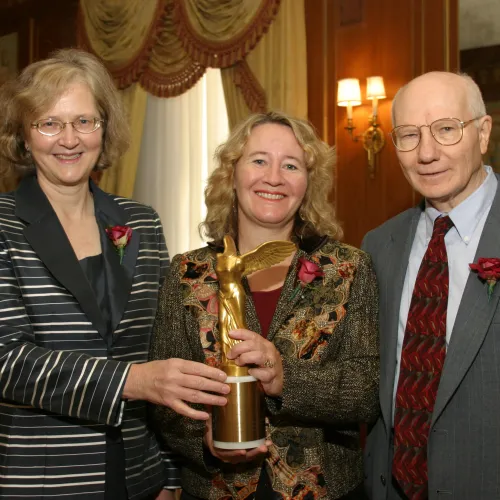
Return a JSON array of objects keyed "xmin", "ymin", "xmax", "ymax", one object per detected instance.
[
  {"xmin": 362, "ymin": 116, "xmax": 385, "ymax": 178},
  {"xmin": 344, "ymin": 117, "xmax": 358, "ymax": 141}
]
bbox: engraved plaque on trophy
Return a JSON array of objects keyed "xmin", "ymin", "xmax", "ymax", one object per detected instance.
[{"xmin": 213, "ymin": 235, "xmax": 295, "ymax": 449}]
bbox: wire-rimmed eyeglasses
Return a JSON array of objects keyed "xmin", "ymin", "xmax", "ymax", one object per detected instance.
[
  {"xmin": 390, "ymin": 117, "xmax": 483, "ymax": 152},
  {"xmin": 30, "ymin": 118, "xmax": 105, "ymax": 137}
]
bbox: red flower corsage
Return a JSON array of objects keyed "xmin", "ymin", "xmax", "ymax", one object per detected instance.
[
  {"xmin": 292, "ymin": 257, "xmax": 324, "ymax": 299},
  {"xmin": 106, "ymin": 225, "xmax": 132, "ymax": 264},
  {"xmin": 469, "ymin": 257, "xmax": 500, "ymax": 301}
]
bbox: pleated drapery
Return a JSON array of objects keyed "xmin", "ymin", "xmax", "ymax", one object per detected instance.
[{"xmin": 76, "ymin": 0, "xmax": 307, "ymax": 197}]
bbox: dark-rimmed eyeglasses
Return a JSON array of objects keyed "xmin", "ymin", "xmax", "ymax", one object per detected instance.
[
  {"xmin": 391, "ymin": 117, "xmax": 484, "ymax": 152},
  {"xmin": 30, "ymin": 118, "xmax": 105, "ymax": 137}
]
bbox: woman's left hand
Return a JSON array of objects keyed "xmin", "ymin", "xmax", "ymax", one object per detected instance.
[
  {"xmin": 227, "ymin": 329, "xmax": 283, "ymax": 397},
  {"xmin": 155, "ymin": 488, "xmax": 178, "ymax": 500}
]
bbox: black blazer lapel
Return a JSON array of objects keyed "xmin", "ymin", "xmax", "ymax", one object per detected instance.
[
  {"xmin": 15, "ymin": 176, "xmax": 108, "ymax": 340},
  {"xmin": 432, "ymin": 187, "xmax": 500, "ymax": 427},
  {"xmin": 92, "ymin": 183, "xmax": 139, "ymax": 336}
]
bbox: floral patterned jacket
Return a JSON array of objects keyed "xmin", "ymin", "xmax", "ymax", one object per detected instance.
[{"xmin": 150, "ymin": 236, "xmax": 380, "ymax": 499}]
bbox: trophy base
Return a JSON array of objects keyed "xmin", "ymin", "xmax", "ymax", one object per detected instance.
[
  {"xmin": 213, "ymin": 437, "xmax": 266, "ymax": 450},
  {"xmin": 213, "ymin": 373, "xmax": 265, "ymax": 450}
]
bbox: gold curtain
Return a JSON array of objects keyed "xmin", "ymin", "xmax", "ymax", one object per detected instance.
[
  {"xmin": 221, "ymin": 65, "xmax": 252, "ymax": 130},
  {"xmin": 222, "ymin": 0, "xmax": 308, "ymax": 128},
  {"xmin": 77, "ymin": 0, "xmax": 307, "ymax": 196},
  {"xmin": 98, "ymin": 83, "xmax": 148, "ymax": 196},
  {"xmin": 79, "ymin": 0, "xmax": 167, "ymax": 89},
  {"xmin": 78, "ymin": 0, "xmax": 165, "ymax": 197},
  {"xmin": 78, "ymin": 0, "xmax": 281, "ymax": 97}
]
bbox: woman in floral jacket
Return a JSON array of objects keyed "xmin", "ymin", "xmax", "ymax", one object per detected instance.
[{"xmin": 150, "ymin": 111, "xmax": 379, "ymax": 499}]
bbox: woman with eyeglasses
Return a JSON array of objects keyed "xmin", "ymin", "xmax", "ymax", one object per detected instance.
[{"xmin": 0, "ymin": 49, "xmax": 229, "ymax": 500}]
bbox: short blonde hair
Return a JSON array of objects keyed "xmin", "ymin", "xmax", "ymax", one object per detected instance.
[
  {"xmin": 201, "ymin": 111, "xmax": 342, "ymax": 244},
  {"xmin": 0, "ymin": 48, "xmax": 129, "ymax": 174}
]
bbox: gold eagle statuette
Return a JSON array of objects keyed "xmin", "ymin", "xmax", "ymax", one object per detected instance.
[{"xmin": 215, "ymin": 235, "xmax": 296, "ymax": 375}]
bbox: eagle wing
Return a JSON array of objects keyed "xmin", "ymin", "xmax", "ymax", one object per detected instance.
[{"xmin": 241, "ymin": 240, "xmax": 296, "ymax": 276}]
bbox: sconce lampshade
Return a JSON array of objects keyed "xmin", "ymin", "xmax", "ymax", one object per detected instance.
[
  {"xmin": 366, "ymin": 76, "xmax": 386, "ymax": 99},
  {"xmin": 337, "ymin": 78, "xmax": 362, "ymax": 106}
]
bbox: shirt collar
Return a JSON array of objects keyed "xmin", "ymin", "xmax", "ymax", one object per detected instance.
[{"xmin": 424, "ymin": 165, "xmax": 497, "ymax": 244}]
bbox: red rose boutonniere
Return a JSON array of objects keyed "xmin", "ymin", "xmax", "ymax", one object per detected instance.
[
  {"xmin": 106, "ymin": 225, "xmax": 132, "ymax": 264},
  {"xmin": 469, "ymin": 257, "xmax": 500, "ymax": 300},
  {"xmin": 291, "ymin": 257, "xmax": 324, "ymax": 299}
]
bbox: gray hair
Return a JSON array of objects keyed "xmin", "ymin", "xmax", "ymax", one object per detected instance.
[{"xmin": 391, "ymin": 72, "xmax": 487, "ymax": 127}]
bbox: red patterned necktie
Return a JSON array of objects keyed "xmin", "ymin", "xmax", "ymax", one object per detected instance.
[{"xmin": 392, "ymin": 215, "xmax": 454, "ymax": 499}]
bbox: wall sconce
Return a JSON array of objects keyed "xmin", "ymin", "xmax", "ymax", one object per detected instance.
[
  {"xmin": 337, "ymin": 78, "xmax": 362, "ymax": 138},
  {"xmin": 337, "ymin": 76, "xmax": 386, "ymax": 178}
]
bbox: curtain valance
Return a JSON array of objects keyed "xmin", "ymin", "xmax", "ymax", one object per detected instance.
[{"xmin": 78, "ymin": 0, "xmax": 279, "ymax": 102}]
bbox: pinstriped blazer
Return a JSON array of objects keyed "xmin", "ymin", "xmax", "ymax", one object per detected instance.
[{"xmin": 0, "ymin": 175, "xmax": 177, "ymax": 499}]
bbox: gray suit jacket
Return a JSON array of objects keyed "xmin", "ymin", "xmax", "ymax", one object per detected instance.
[{"xmin": 363, "ymin": 177, "xmax": 500, "ymax": 499}]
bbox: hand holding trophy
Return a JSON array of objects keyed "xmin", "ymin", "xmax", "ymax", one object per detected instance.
[{"xmin": 213, "ymin": 235, "xmax": 295, "ymax": 449}]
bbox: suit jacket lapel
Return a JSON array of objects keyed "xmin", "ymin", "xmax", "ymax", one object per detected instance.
[
  {"xmin": 15, "ymin": 176, "xmax": 108, "ymax": 340},
  {"xmin": 92, "ymin": 183, "xmax": 139, "ymax": 336},
  {"xmin": 432, "ymin": 189, "xmax": 500, "ymax": 426},
  {"xmin": 380, "ymin": 207, "xmax": 421, "ymax": 429}
]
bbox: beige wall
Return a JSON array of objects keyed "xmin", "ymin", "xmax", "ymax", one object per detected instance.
[{"xmin": 460, "ymin": 0, "xmax": 500, "ymax": 49}]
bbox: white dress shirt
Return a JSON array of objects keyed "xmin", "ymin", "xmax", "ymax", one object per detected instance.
[{"xmin": 392, "ymin": 166, "xmax": 498, "ymax": 412}]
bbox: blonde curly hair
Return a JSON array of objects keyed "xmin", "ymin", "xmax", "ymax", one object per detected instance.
[
  {"xmin": 0, "ymin": 48, "xmax": 129, "ymax": 174},
  {"xmin": 201, "ymin": 111, "xmax": 342, "ymax": 244}
]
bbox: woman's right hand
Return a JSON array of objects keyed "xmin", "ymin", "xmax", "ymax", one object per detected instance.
[
  {"xmin": 203, "ymin": 406, "xmax": 271, "ymax": 464},
  {"xmin": 123, "ymin": 359, "xmax": 229, "ymax": 420}
]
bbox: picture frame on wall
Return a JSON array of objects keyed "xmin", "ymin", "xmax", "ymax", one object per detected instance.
[
  {"xmin": 461, "ymin": 44, "xmax": 500, "ymax": 173},
  {"xmin": 0, "ymin": 31, "xmax": 18, "ymax": 85},
  {"xmin": 0, "ymin": 31, "xmax": 20, "ymax": 193},
  {"xmin": 485, "ymin": 101, "xmax": 500, "ymax": 174}
]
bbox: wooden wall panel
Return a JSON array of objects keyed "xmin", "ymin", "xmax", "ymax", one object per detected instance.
[
  {"xmin": 421, "ymin": 0, "xmax": 446, "ymax": 72},
  {"xmin": 306, "ymin": 0, "xmax": 459, "ymax": 247},
  {"xmin": 305, "ymin": 0, "xmax": 327, "ymax": 142},
  {"xmin": 0, "ymin": 0, "xmax": 79, "ymax": 69}
]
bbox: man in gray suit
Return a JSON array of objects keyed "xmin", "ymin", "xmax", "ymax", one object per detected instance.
[{"xmin": 363, "ymin": 71, "xmax": 499, "ymax": 499}]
